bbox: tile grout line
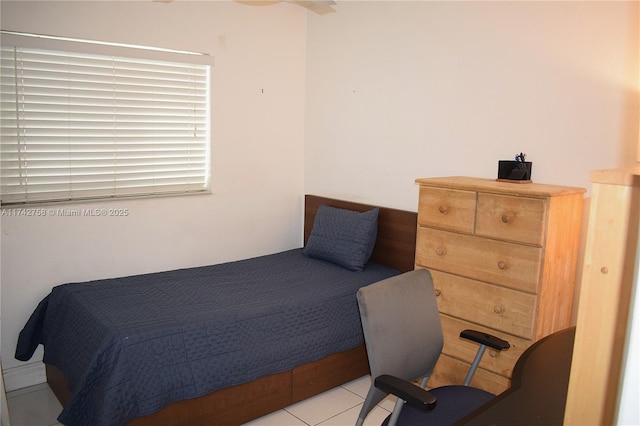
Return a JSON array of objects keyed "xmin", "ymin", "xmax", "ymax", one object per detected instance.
[{"xmin": 314, "ymin": 401, "xmax": 365, "ymax": 426}]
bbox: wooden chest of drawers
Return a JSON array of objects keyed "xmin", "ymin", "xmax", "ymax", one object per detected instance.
[{"xmin": 415, "ymin": 176, "xmax": 585, "ymax": 394}]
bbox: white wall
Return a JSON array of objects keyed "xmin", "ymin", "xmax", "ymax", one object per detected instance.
[
  {"xmin": 617, "ymin": 220, "xmax": 639, "ymax": 425},
  {"xmin": 0, "ymin": 0, "xmax": 307, "ymax": 380},
  {"xmin": 304, "ymin": 1, "xmax": 639, "ymax": 210}
]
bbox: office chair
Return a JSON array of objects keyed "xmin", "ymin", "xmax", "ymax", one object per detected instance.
[{"xmin": 355, "ymin": 269, "xmax": 509, "ymax": 426}]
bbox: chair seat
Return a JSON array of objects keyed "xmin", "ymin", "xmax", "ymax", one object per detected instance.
[{"xmin": 382, "ymin": 386, "xmax": 494, "ymax": 426}]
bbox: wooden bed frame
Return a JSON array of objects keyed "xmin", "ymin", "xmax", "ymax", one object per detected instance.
[{"xmin": 46, "ymin": 194, "xmax": 417, "ymax": 425}]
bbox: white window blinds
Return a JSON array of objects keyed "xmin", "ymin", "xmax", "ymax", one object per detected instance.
[{"xmin": 1, "ymin": 45, "xmax": 210, "ymax": 206}]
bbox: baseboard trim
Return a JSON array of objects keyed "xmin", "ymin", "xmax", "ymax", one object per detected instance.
[{"xmin": 3, "ymin": 362, "xmax": 46, "ymax": 392}]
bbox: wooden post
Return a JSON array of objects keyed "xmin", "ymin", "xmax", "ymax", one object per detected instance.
[{"xmin": 564, "ymin": 168, "xmax": 640, "ymax": 425}]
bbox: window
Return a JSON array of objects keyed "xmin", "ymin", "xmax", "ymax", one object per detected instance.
[{"xmin": 1, "ymin": 42, "xmax": 210, "ymax": 206}]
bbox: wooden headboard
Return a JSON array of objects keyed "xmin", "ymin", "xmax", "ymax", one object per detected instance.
[{"xmin": 304, "ymin": 194, "xmax": 418, "ymax": 273}]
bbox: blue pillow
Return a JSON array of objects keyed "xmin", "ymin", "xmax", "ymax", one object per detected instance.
[{"xmin": 303, "ymin": 205, "xmax": 379, "ymax": 271}]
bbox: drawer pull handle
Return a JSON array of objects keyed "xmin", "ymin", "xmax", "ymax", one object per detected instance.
[
  {"xmin": 435, "ymin": 289, "xmax": 442, "ymax": 297},
  {"xmin": 497, "ymin": 261, "xmax": 507, "ymax": 270},
  {"xmin": 438, "ymin": 205, "xmax": 449, "ymax": 215},
  {"xmin": 501, "ymin": 214, "xmax": 511, "ymax": 224},
  {"xmin": 493, "ymin": 305, "xmax": 505, "ymax": 314},
  {"xmin": 436, "ymin": 247, "xmax": 446, "ymax": 256}
]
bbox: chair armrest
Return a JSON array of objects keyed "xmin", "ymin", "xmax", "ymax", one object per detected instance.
[
  {"xmin": 374, "ymin": 374, "xmax": 437, "ymax": 412},
  {"xmin": 460, "ymin": 330, "xmax": 510, "ymax": 351}
]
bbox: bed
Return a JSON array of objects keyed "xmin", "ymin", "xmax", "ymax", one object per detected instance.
[{"xmin": 15, "ymin": 194, "xmax": 417, "ymax": 426}]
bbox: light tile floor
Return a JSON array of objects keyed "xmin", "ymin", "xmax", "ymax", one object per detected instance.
[{"xmin": 6, "ymin": 375, "xmax": 397, "ymax": 426}]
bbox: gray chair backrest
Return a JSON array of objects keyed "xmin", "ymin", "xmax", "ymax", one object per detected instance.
[{"xmin": 357, "ymin": 269, "xmax": 444, "ymax": 382}]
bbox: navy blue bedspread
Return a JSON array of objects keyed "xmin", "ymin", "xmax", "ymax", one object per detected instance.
[{"xmin": 16, "ymin": 249, "xmax": 398, "ymax": 426}]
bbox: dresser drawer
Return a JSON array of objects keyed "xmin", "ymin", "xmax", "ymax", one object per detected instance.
[
  {"xmin": 439, "ymin": 315, "xmax": 529, "ymax": 378},
  {"xmin": 430, "ymin": 270, "xmax": 536, "ymax": 339},
  {"xmin": 476, "ymin": 193, "xmax": 546, "ymax": 245},
  {"xmin": 415, "ymin": 228, "xmax": 542, "ymax": 293},
  {"xmin": 418, "ymin": 186, "xmax": 476, "ymax": 234}
]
